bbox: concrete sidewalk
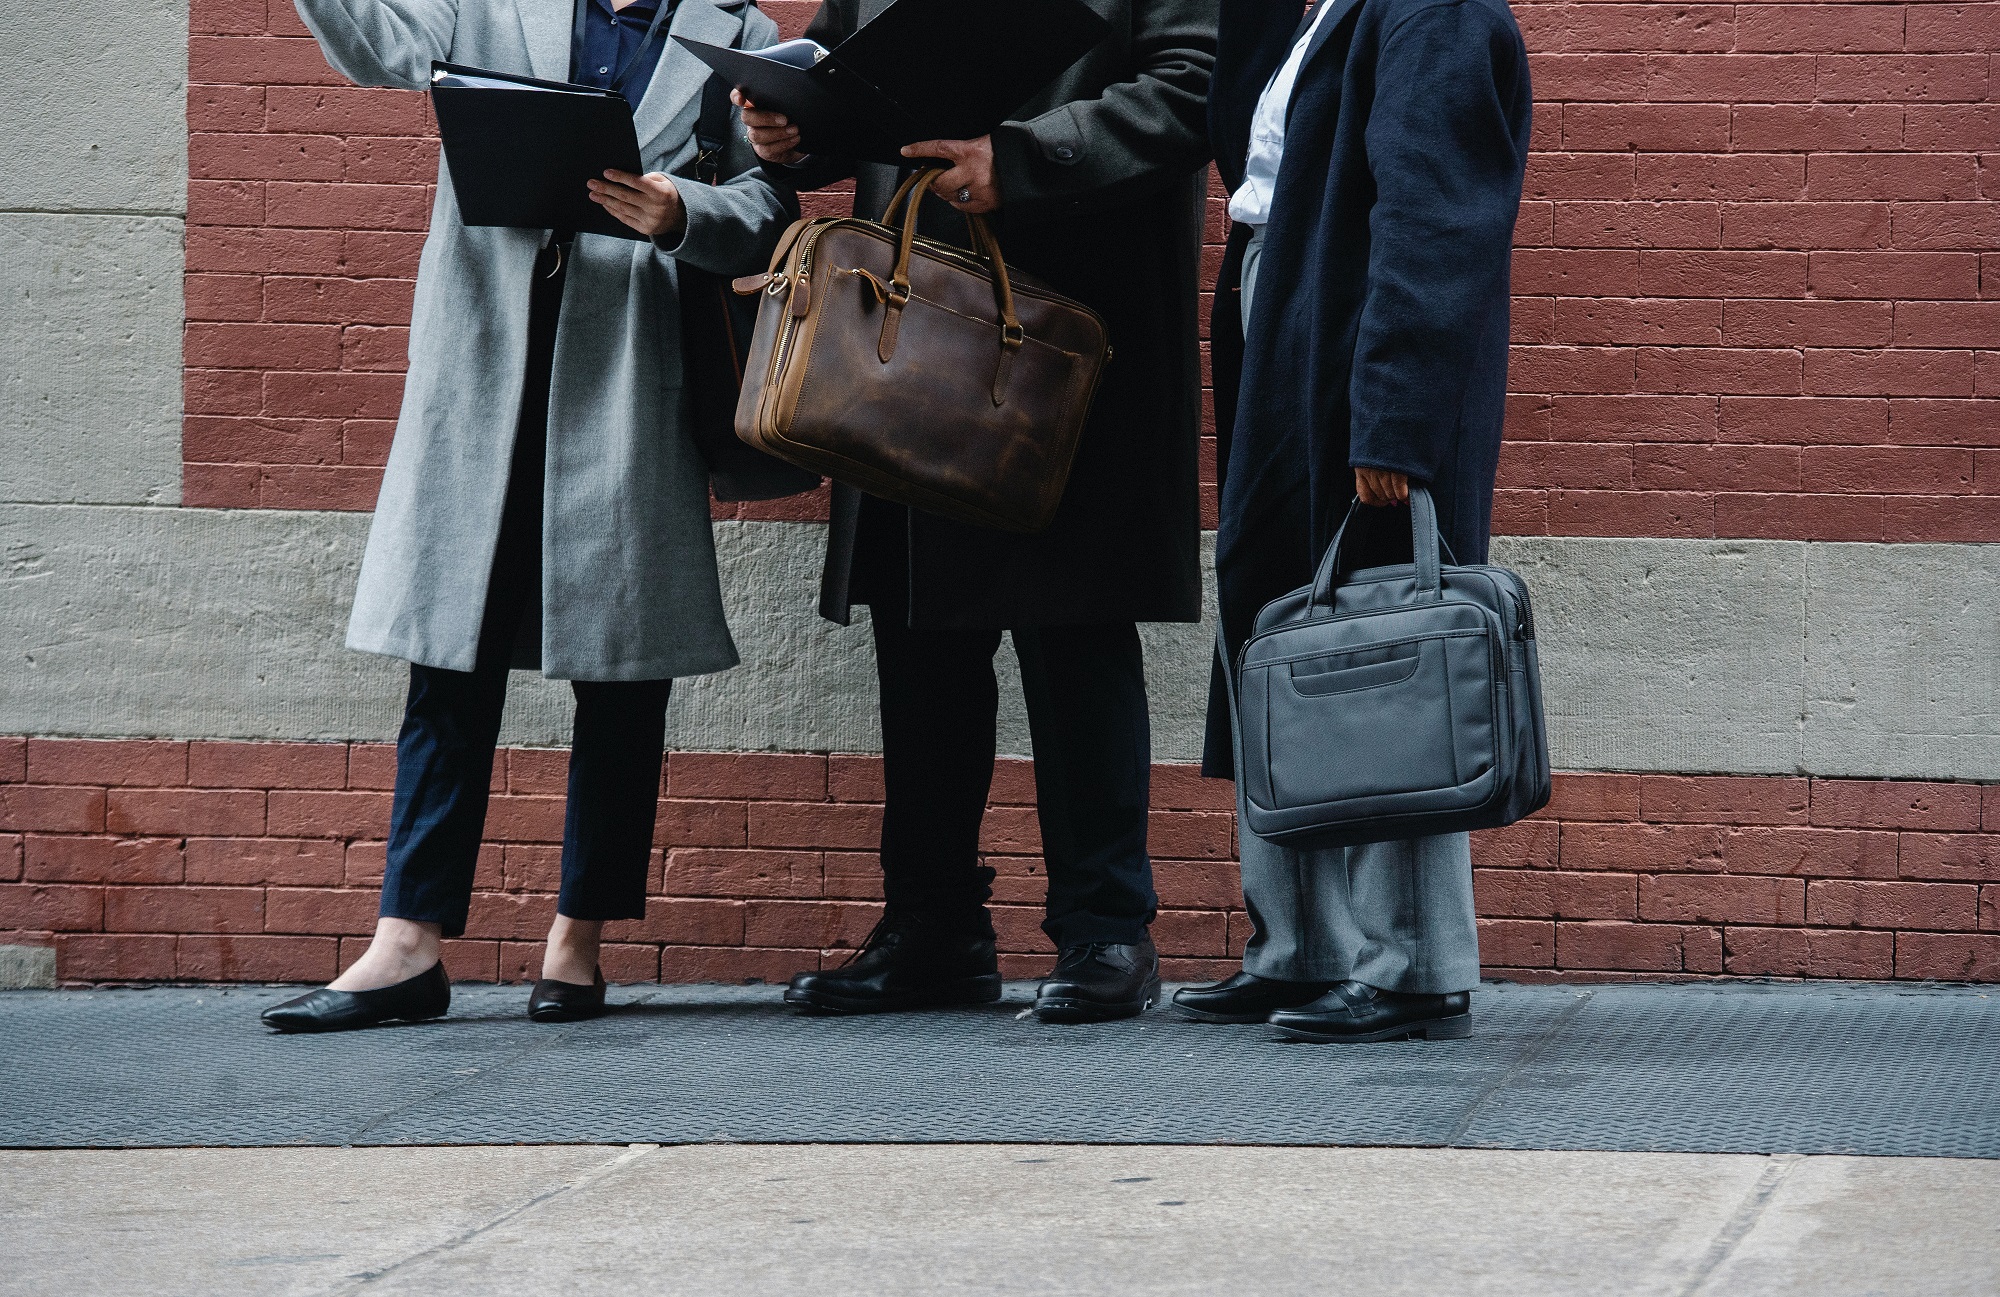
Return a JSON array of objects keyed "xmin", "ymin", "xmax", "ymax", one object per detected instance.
[
  {"xmin": 5, "ymin": 979, "xmax": 1999, "ymax": 1294},
  {"xmin": 5, "ymin": 1143, "xmax": 1997, "ymax": 1296}
]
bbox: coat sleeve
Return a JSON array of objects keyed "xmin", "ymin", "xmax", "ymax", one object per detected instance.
[
  {"xmin": 1346, "ymin": 0, "xmax": 1528, "ymax": 482},
  {"xmin": 291, "ymin": 0, "xmax": 458, "ymax": 89},
  {"xmin": 988, "ymin": 0, "xmax": 1216, "ymax": 227},
  {"xmin": 661, "ymin": 8, "xmax": 802, "ymax": 274}
]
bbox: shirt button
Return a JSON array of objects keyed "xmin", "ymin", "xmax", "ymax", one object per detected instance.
[
  {"xmin": 1056, "ymin": 146, "xmax": 1075, "ymax": 159},
  {"xmin": 599, "ymin": 65, "xmax": 610, "ymax": 73}
]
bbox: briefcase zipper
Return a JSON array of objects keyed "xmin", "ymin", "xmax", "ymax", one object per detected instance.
[
  {"xmin": 778, "ymin": 231, "xmax": 821, "ymax": 369},
  {"xmin": 1501, "ymin": 571, "xmax": 1536, "ymax": 640}
]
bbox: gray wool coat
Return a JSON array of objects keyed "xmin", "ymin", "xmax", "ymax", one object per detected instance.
[{"xmin": 294, "ymin": 0, "xmax": 795, "ymax": 680}]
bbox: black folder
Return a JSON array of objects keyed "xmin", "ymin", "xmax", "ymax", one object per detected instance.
[
  {"xmin": 676, "ymin": 0, "xmax": 1111, "ymax": 165},
  {"xmin": 429, "ymin": 63, "xmax": 648, "ymax": 241}
]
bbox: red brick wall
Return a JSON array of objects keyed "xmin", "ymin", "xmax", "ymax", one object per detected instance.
[
  {"xmin": 182, "ymin": 0, "xmax": 1999, "ymax": 534},
  {"xmin": 1503, "ymin": 3, "xmax": 2000, "ymax": 542},
  {"xmin": 150, "ymin": 3, "xmax": 2000, "ymax": 987},
  {"xmin": 3, "ymin": 739, "xmax": 1996, "ymax": 984}
]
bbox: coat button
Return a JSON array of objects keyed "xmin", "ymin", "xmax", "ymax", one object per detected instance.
[{"xmin": 1055, "ymin": 145, "xmax": 1075, "ymax": 160}]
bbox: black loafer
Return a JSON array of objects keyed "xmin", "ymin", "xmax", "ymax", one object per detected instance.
[
  {"xmin": 1269, "ymin": 980, "xmax": 1472, "ymax": 1043},
  {"xmin": 261, "ymin": 962, "xmax": 450, "ymax": 1034},
  {"xmin": 1172, "ymin": 971, "xmax": 1333, "ymax": 1024},
  {"xmin": 1034, "ymin": 938, "xmax": 1161, "ymax": 1024},
  {"xmin": 785, "ymin": 917, "xmax": 1002, "ymax": 1015},
  {"xmin": 528, "ymin": 967, "xmax": 607, "ymax": 1022}
]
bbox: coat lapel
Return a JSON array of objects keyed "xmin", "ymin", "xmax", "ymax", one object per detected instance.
[
  {"xmin": 516, "ymin": 0, "xmax": 572, "ymax": 83},
  {"xmin": 632, "ymin": 0, "xmax": 744, "ymax": 160},
  {"xmin": 1286, "ymin": 0, "xmax": 1365, "ymax": 120}
]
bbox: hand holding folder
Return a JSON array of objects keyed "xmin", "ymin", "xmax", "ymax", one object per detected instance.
[
  {"xmin": 430, "ymin": 64, "xmax": 650, "ymax": 240},
  {"xmin": 676, "ymin": 0, "xmax": 1111, "ymax": 165}
]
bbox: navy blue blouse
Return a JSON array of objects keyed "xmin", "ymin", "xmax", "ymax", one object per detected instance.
[{"xmin": 573, "ymin": 0, "xmax": 673, "ymax": 106}]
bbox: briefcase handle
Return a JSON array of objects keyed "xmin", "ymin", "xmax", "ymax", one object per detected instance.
[
  {"xmin": 877, "ymin": 169, "xmax": 1027, "ymax": 404},
  {"xmin": 1309, "ymin": 484, "xmax": 1444, "ymax": 609}
]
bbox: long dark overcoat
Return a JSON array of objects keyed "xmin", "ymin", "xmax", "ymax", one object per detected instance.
[
  {"xmin": 794, "ymin": 0, "xmax": 1217, "ymax": 629},
  {"xmin": 1201, "ymin": 0, "xmax": 1532, "ymax": 773}
]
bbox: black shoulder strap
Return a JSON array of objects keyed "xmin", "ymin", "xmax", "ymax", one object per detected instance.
[{"xmin": 691, "ymin": 9, "xmax": 746, "ymax": 184}]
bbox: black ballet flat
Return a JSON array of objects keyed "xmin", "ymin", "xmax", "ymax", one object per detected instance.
[
  {"xmin": 528, "ymin": 967, "xmax": 607, "ymax": 1023},
  {"xmin": 261, "ymin": 962, "xmax": 450, "ymax": 1034}
]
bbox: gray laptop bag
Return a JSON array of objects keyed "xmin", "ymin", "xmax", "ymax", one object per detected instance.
[{"xmin": 1230, "ymin": 486, "xmax": 1551, "ymax": 848}]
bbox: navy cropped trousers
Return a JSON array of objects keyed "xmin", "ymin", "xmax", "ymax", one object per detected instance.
[{"xmin": 377, "ymin": 242, "xmax": 671, "ymax": 938}]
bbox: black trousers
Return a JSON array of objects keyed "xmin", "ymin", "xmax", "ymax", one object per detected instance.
[
  {"xmin": 870, "ymin": 614, "xmax": 1158, "ymax": 949},
  {"xmin": 377, "ymin": 241, "xmax": 671, "ymax": 939}
]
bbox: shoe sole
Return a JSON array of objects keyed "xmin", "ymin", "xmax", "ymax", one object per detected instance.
[
  {"xmin": 527, "ymin": 1005, "xmax": 606, "ymax": 1024},
  {"xmin": 262, "ymin": 1008, "xmax": 448, "ymax": 1034},
  {"xmin": 783, "ymin": 974, "xmax": 1004, "ymax": 1016},
  {"xmin": 1272, "ymin": 1013, "xmax": 1473, "ymax": 1044},
  {"xmin": 1171, "ymin": 1004, "xmax": 1277, "ymax": 1025},
  {"xmin": 1035, "ymin": 977, "xmax": 1162, "ymax": 1025}
]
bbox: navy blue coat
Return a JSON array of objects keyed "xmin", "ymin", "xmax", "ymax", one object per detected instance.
[{"xmin": 1202, "ymin": 0, "xmax": 1532, "ymax": 775}]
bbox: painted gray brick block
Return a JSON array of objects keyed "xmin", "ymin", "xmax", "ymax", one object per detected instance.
[
  {"xmin": 0, "ymin": 216, "xmax": 184, "ymax": 505},
  {"xmin": 0, "ymin": 945, "xmax": 58, "ymax": 991},
  {"xmin": 1492, "ymin": 537, "xmax": 1810, "ymax": 777},
  {"xmin": 0, "ymin": 0, "xmax": 189, "ymax": 215},
  {"xmin": 4, "ymin": 505, "xmax": 1996, "ymax": 780},
  {"xmin": 0, "ymin": 506, "xmax": 877, "ymax": 751},
  {"xmin": 1803, "ymin": 542, "xmax": 2000, "ymax": 780}
]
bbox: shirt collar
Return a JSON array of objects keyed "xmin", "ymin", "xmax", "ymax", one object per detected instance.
[{"xmin": 591, "ymin": 0, "xmax": 660, "ymax": 21}]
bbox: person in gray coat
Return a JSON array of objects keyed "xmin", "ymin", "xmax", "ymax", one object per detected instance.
[{"xmin": 261, "ymin": 0, "xmax": 796, "ymax": 1033}]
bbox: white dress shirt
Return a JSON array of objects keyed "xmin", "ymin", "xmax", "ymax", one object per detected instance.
[{"xmin": 1226, "ymin": 3, "xmax": 1336, "ymax": 228}]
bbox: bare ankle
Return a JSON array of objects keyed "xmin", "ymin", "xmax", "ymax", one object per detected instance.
[
  {"xmin": 330, "ymin": 918, "xmax": 443, "ymax": 991},
  {"xmin": 541, "ymin": 915, "xmax": 603, "ymax": 985}
]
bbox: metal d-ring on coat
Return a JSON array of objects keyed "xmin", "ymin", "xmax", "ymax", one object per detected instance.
[{"xmin": 294, "ymin": 0, "xmax": 797, "ymax": 681}]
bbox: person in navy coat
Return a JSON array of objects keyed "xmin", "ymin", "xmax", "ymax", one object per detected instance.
[{"xmin": 1173, "ymin": 0, "xmax": 1532, "ymax": 1041}]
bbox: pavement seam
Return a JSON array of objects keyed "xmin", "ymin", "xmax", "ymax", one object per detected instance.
[
  {"xmin": 326, "ymin": 1142, "xmax": 661, "ymax": 1292},
  {"xmin": 1674, "ymin": 1153, "xmax": 1803, "ymax": 1297},
  {"xmin": 1440, "ymin": 988, "xmax": 1594, "ymax": 1147}
]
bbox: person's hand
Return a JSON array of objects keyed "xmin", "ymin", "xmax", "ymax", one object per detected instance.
[
  {"xmin": 733, "ymin": 89, "xmax": 803, "ymax": 165},
  {"xmin": 588, "ymin": 170, "xmax": 685, "ymax": 239},
  {"xmin": 1354, "ymin": 467, "xmax": 1410, "ymax": 507},
  {"xmin": 902, "ymin": 136, "xmax": 1001, "ymax": 214}
]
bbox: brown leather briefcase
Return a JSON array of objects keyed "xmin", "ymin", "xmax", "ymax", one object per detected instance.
[{"xmin": 730, "ymin": 169, "xmax": 1110, "ymax": 533}]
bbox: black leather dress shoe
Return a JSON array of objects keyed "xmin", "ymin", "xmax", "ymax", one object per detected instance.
[
  {"xmin": 528, "ymin": 967, "xmax": 606, "ymax": 1023},
  {"xmin": 1268, "ymin": 980, "xmax": 1472, "ymax": 1043},
  {"xmin": 260, "ymin": 962, "xmax": 450, "ymax": 1034},
  {"xmin": 1172, "ymin": 971, "xmax": 1334, "ymax": 1024},
  {"xmin": 785, "ymin": 919, "xmax": 1002, "ymax": 1015},
  {"xmin": 1034, "ymin": 937, "xmax": 1161, "ymax": 1024}
]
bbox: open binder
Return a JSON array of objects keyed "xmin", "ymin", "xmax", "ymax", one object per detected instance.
[
  {"xmin": 429, "ymin": 63, "xmax": 648, "ymax": 240},
  {"xmin": 675, "ymin": 0, "xmax": 1110, "ymax": 164}
]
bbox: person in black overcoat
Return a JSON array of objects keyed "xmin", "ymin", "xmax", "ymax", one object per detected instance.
[
  {"xmin": 736, "ymin": 0, "xmax": 1217, "ymax": 1023},
  {"xmin": 1171, "ymin": 0, "xmax": 1532, "ymax": 1041}
]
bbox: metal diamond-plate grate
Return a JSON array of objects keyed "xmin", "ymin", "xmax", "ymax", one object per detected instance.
[{"xmin": 0, "ymin": 981, "xmax": 1994, "ymax": 1155}]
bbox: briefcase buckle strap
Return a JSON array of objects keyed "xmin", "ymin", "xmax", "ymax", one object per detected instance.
[{"xmin": 878, "ymin": 168, "xmax": 1028, "ymax": 399}]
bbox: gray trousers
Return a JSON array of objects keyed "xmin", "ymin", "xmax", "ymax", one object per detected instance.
[{"xmin": 1232, "ymin": 228, "xmax": 1481, "ymax": 994}]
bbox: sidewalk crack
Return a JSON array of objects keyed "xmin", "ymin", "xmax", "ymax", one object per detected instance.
[
  {"xmin": 328, "ymin": 1142, "xmax": 660, "ymax": 1292},
  {"xmin": 1674, "ymin": 1153, "xmax": 1801, "ymax": 1297},
  {"xmin": 1441, "ymin": 989, "xmax": 1593, "ymax": 1146}
]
